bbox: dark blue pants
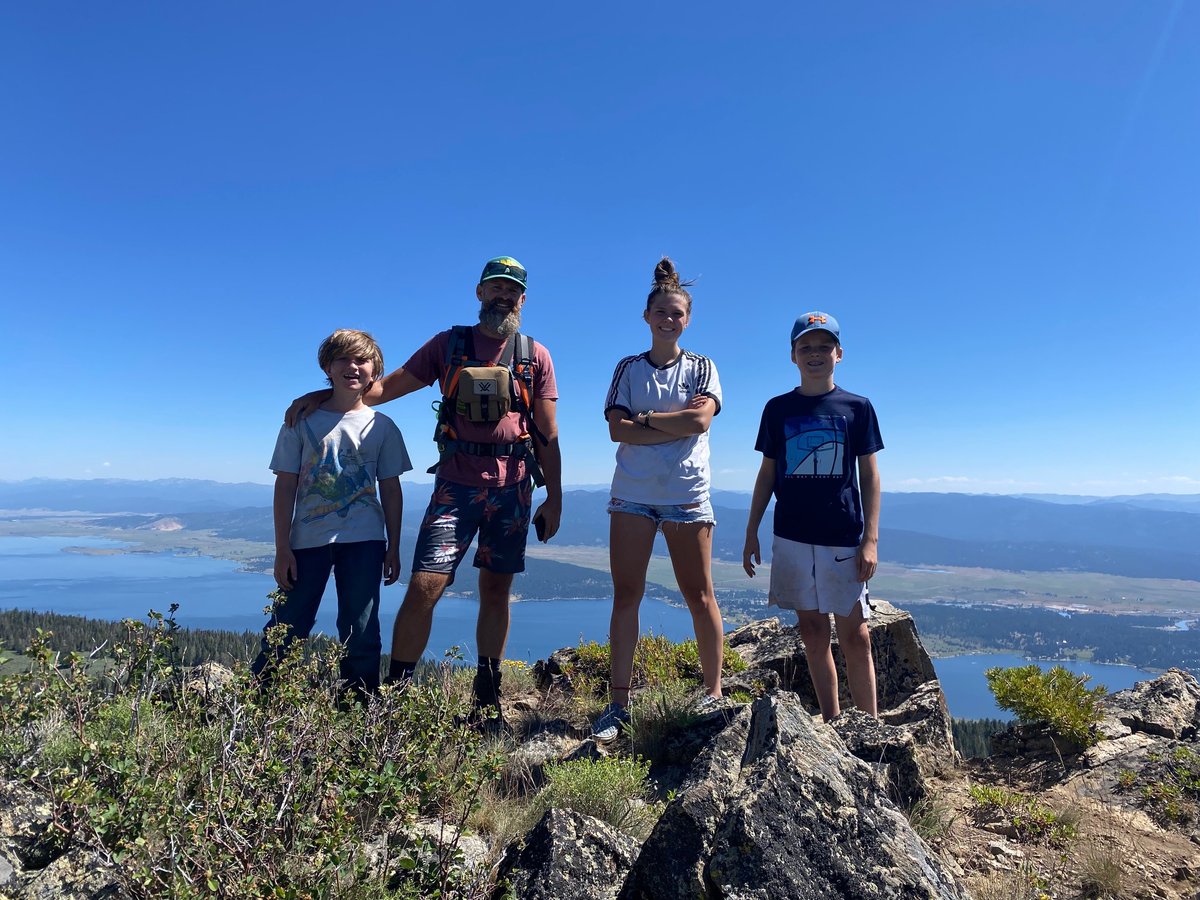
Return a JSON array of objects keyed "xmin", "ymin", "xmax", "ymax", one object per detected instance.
[{"xmin": 252, "ymin": 540, "xmax": 384, "ymax": 692}]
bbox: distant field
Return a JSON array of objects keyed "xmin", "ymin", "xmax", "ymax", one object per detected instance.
[
  {"xmin": 0, "ymin": 651, "xmax": 32, "ymax": 676},
  {"xmin": 530, "ymin": 546, "xmax": 1200, "ymax": 616},
  {"xmin": 871, "ymin": 564, "xmax": 1200, "ymax": 614},
  {"xmin": 0, "ymin": 518, "xmax": 274, "ymax": 570},
  {"xmin": 528, "ymin": 545, "xmax": 758, "ymax": 592}
]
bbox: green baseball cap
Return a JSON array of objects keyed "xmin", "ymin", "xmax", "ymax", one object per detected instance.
[{"xmin": 479, "ymin": 256, "xmax": 528, "ymax": 289}]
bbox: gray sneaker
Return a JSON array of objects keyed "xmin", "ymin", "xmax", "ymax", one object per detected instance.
[{"xmin": 591, "ymin": 702, "xmax": 630, "ymax": 742}]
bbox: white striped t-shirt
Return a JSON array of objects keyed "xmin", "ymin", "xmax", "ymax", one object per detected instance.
[{"xmin": 603, "ymin": 350, "xmax": 722, "ymax": 505}]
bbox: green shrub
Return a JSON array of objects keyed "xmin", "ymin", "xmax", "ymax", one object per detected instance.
[
  {"xmin": 968, "ymin": 784, "xmax": 1078, "ymax": 845},
  {"xmin": 1121, "ymin": 745, "xmax": 1200, "ymax": 826},
  {"xmin": 569, "ymin": 634, "xmax": 746, "ymax": 696},
  {"xmin": 530, "ymin": 755, "xmax": 662, "ymax": 839},
  {"xmin": 984, "ymin": 665, "xmax": 1106, "ymax": 747},
  {"xmin": 0, "ymin": 604, "xmax": 502, "ymax": 899}
]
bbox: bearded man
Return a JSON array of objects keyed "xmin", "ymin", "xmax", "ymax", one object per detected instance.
[{"xmin": 285, "ymin": 256, "xmax": 561, "ymax": 730}]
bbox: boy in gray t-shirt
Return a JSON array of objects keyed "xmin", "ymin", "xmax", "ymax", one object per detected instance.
[{"xmin": 252, "ymin": 329, "xmax": 412, "ymax": 696}]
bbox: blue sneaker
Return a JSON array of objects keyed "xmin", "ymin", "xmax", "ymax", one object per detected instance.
[{"xmin": 591, "ymin": 702, "xmax": 630, "ymax": 742}]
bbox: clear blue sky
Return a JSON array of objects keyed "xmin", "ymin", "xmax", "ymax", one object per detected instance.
[{"xmin": 2, "ymin": 2, "xmax": 1197, "ymax": 495}]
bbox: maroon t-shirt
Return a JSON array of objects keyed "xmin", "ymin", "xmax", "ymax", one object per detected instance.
[{"xmin": 403, "ymin": 326, "xmax": 557, "ymax": 488}]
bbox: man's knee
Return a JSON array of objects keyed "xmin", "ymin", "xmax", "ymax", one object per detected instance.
[
  {"xmin": 403, "ymin": 571, "xmax": 451, "ymax": 611},
  {"xmin": 478, "ymin": 569, "xmax": 515, "ymax": 605}
]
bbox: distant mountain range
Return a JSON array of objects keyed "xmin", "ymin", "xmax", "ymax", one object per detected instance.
[
  {"xmin": 0, "ymin": 478, "xmax": 275, "ymax": 513},
  {"xmin": 3, "ymin": 479, "xmax": 1199, "ymax": 582},
  {"xmin": 1017, "ymin": 493, "xmax": 1200, "ymax": 514}
]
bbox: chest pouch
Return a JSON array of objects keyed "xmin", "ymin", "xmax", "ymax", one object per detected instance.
[{"xmin": 455, "ymin": 365, "xmax": 513, "ymax": 422}]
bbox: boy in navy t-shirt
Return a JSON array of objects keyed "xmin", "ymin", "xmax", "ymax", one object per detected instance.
[{"xmin": 742, "ymin": 312, "xmax": 883, "ymax": 720}]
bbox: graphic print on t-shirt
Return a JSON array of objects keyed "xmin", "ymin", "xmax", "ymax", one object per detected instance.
[
  {"xmin": 299, "ymin": 424, "xmax": 375, "ymax": 523},
  {"xmin": 784, "ymin": 416, "xmax": 847, "ymax": 477}
]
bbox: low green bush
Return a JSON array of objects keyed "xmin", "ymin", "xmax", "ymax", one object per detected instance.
[
  {"xmin": 569, "ymin": 633, "xmax": 746, "ymax": 696},
  {"xmin": 967, "ymin": 784, "xmax": 1077, "ymax": 845},
  {"xmin": 1120, "ymin": 745, "xmax": 1200, "ymax": 826},
  {"xmin": 530, "ymin": 755, "xmax": 662, "ymax": 839},
  {"xmin": 984, "ymin": 665, "xmax": 1106, "ymax": 747},
  {"xmin": 0, "ymin": 603, "xmax": 501, "ymax": 899}
]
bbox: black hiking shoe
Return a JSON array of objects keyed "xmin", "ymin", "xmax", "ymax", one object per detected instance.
[
  {"xmin": 454, "ymin": 669, "xmax": 509, "ymax": 737},
  {"xmin": 462, "ymin": 702, "xmax": 511, "ymax": 738}
]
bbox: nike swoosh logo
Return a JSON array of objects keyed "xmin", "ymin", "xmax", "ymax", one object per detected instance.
[{"xmin": 834, "ymin": 555, "xmax": 854, "ymax": 562}]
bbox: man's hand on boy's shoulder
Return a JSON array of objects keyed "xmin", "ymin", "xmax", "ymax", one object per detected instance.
[
  {"xmin": 384, "ymin": 546, "xmax": 401, "ymax": 586},
  {"xmin": 855, "ymin": 537, "xmax": 878, "ymax": 583},
  {"xmin": 284, "ymin": 390, "xmax": 332, "ymax": 427}
]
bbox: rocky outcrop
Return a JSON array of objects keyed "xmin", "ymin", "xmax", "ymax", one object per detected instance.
[
  {"xmin": 726, "ymin": 600, "xmax": 943, "ymax": 714},
  {"xmin": 16, "ymin": 849, "xmax": 124, "ymax": 900},
  {"xmin": 0, "ymin": 781, "xmax": 123, "ymax": 899},
  {"xmin": 616, "ymin": 693, "xmax": 968, "ymax": 899},
  {"xmin": 1103, "ymin": 667, "xmax": 1200, "ymax": 740},
  {"xmin": 493, "ymin": 808, "xmax": 641, "ymax": 900},
  {"xmin": 1054, "ymin": 669, "xmax": 1200, "ymax": 809},
  {"xmin": 990, "ymin": 668, "xmax": 1200, "ymax": 771},
  {"xmin": 966, "ymin": 669, "xmax": 1200, "ymax": 898},
  {"xmin": 832, "ymin": 709, "xmax": 928, "ymax": 807},
  {"xmin": 726, "ymin": 601, "xmax": 958, "ymax": 800},
  {"xmin": 532, "ymin": 648, "xmax": 579, "ymax": 693}
]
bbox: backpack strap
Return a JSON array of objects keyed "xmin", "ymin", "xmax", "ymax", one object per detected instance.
[{"xmin": 438, "ymin": 325, "xmax": 474, "ymax": 398}]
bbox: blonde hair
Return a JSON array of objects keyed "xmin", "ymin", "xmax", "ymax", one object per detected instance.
[
  {"xmin": 645, "ymin": 256, "xmax": 695, "ymax": 313},
  {"xmin": 317, "ymin": 329, "xmax": 384, "ymax": 386}
]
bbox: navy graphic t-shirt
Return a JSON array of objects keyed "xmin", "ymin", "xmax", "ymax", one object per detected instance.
[{"xmin": 754, "ymin": 386, "xmax": 883, "ymax": 548}]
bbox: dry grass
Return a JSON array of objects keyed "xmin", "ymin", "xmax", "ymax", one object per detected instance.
[{"xmin": 1078, "ymin": 843, "xmax": 1124, "ymax": 899}]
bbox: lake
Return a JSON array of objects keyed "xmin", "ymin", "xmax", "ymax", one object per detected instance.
[
  {"xmin": 0, "ymin": 535, "xmax": 698, "ymax": 660},
  {"xmin": 0, "ymin": 536, "xmax": 1159, "ymax": 719}
]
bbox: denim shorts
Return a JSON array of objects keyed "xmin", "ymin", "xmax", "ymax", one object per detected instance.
[{"xmin": 607, "ymin": 496, "xmax": 716, "ymax": 528}]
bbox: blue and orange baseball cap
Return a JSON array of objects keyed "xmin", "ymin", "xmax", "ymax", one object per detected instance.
[
  {"xmin": 479, "ymin": 256, "xmax": 528, "ymax": 289},
  {"xmin": 790, "ymin": 311, "xmax": 840, "ymax": 345}
]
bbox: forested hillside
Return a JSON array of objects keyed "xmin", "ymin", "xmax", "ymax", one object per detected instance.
[
  {"xmin": 0, "ymin": 609, "xmax": 267, "ymax": 668},
  {"xmin": 909, "ymin": 603, "xmax": 1200, "ymax": 670}
]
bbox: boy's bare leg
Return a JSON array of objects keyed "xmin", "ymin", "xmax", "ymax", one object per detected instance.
[
  {"xmin": 390, "ymin": 571, "xmax": 451, "ymax": 662},
  {"xmin": 834, "ymin": 607, "xmax": 877, "ymax": 717},
  {"xmin": 663, "ymin": 521, "xmax": 723, "ymax": 698},
  {"xmin": 608, "ymin": 513, "xmax": 657, "ymax": 706},
  {"xmin": 476, "ymin": 569, "xmax": 515, "ymax": 660},
  {"xmin": 796, "ymin": 610, "xmax": 839, "ymax": 720}
]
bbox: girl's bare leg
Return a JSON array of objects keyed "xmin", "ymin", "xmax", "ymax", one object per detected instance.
[
  {"xmin": 663, "ymin": 521, "xmax": 724, "ymax": 698},
  {"xmin": 608, "ymin": 512, "xmax": 658, "ymax": 706}
]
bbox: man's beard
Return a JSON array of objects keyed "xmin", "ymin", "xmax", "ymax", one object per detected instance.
[{"xmin": 479, "ymin": 304, "xmax": 522, "ymax": 336}]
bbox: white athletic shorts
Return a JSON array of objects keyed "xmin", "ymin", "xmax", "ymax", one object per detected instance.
[{"xmin": 768, "ymin": 535, "xmax": 872, "ymax": 619}]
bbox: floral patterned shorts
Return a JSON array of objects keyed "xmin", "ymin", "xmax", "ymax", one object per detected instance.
[{"xmin": 412, "ymin": 476, "xmax": 533, "ymax": 580}]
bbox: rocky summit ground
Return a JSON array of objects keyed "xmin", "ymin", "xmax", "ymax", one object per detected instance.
[{"xmin": 2, "ymin": 602, "xmax": 1199, "ymax": 899}]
